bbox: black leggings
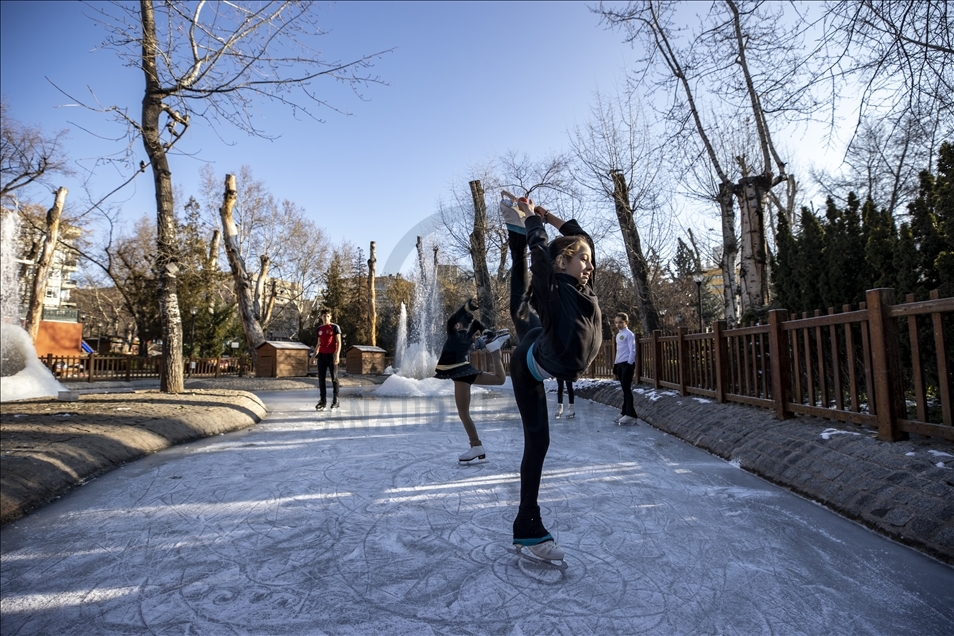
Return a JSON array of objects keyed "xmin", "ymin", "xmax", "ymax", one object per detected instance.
[
  {"xmin": 508, "ymin": 230, "xmax": 551, "ymax": 540},
  {"xmin": 557, "ymin": 379, "xmax": 574, "ymax": 404},
  {"xmin": 616, "ymin": 362, "xmax": 636, "ymax": 416},
  {"xmin": 317, "ymin": 353, "xmax": 339, "ymax": 401}
]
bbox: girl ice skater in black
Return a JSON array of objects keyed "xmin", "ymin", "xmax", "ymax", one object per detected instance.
[
  {"xmin": 500, "ymin": 191, "xmax": 602, "ymax": 563},
  {"xmin": 434, "ymin": 299, "xmax": 510, "ymax": 462}
]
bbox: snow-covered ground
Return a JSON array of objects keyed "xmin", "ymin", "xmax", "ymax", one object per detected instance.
[{"xmin": 1, "ymin": 384, "xmax": 952, "ymax": 635}]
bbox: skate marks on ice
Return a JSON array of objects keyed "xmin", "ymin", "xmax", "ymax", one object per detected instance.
[{"xmin": 2, "ymin": 389, "xmax": 953, "ymax": 635}]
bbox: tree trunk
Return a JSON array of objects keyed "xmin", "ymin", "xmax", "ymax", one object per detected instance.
[
  {"xmin": 368, "ymin": 241, "xmax": 377, "ymax": 346},
  {"xmin": 610, "ymin": 170, "xmax": 660, "ymax": 333},
  {"xmin": 735, "ymin": 175, "xmax": 771, "ymax": 315},
  {"xmin": 718, "ymin": 182, "xmax": 739, "ymax": 325},
  {"xmin": 219, "ymin": 173, "xmax": 266, "ymax": 361},
  {"xmin": 140, "ymin": 0, "xmax": 183, "ymax": 392},
  {"xmin": 25, "ymin": 187, "xmax": 67, "ymax": 340},
  {"xmin": 468, "ymin": 180, "xmax": 496, "ymax": 328}
]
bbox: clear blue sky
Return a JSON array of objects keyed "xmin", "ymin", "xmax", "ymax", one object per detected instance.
[{"xmin": 1, "ymin": 1, "xmax": 659, "ymax": 274}]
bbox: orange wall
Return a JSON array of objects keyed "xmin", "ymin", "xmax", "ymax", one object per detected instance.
[{"xmin": 34, "ymin": 321, "xmax": 83, "ymax": 357}]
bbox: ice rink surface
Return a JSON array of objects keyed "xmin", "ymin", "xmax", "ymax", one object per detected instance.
[{"xmin": 2, "ymin": 387, "xmax": 952, "ymax": 635}]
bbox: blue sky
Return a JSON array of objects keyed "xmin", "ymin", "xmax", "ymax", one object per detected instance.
[{"xmin": 1, "ymin": 1, "xmax": 660, "ymax": 273}]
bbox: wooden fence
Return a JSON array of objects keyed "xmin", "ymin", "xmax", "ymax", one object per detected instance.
[
  {"xmin": 635, "ymin": 288, "xmax": 952, "ymax": 442},
  {"xmin": 41, "ymin": 354, "xmax": 252, "ymax": 382}
]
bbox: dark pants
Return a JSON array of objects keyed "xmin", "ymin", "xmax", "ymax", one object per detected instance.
[
  {"xmin": 509, "ymin": 230, "xmax": 550, "ymax": 540},
  {"xmin": 615, "ymin": 362, "xmax": 636, "ymax": 417},
  {"xmin": 317, "ymin": 353, "xmax": 339, "ymax": 402},
  {"xmin": 557, "ymin": 379, "xmax": 574, "ymax": 404}
]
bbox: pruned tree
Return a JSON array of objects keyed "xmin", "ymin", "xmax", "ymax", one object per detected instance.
[
  {"xmin": 78, "ymin": 1, "xmax": 389, "ymax": 391},
  {"xmin": 570, "ymin": 90, "xmax": 664, "ymax": 333},
  {"xmin": 23, "ymin": 187, "xmax": 67, "ymax": 339}
]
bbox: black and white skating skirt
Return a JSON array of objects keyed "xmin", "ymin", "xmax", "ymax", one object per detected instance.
[{"xmin": 434, "ymin": 363, "xmax": 481, "ymax": 384}]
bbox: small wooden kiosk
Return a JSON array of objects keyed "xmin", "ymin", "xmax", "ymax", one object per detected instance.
[
  {"xmin": 255, "ymin": 341, "xmax": 311, "ymax": 377},
  {"xmin": 345, "ymin": 345, "xmax": 387, "ymax": 374}
]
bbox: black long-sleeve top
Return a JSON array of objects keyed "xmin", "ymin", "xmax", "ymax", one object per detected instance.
[{"xmin": 526, "ymin": 215, "xmax": 602, "ymax": 382}]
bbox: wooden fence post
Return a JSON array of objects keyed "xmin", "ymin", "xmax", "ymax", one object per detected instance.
[
  {"xmin": 713, "ymin": 320, "xmax": 727, "ymax": 403},
  {"xmin": 652, "ymin": 330, "xmax": 662, "ymax": 390},
  {"xmin": 768, "ymin": 309, "xmax": 792, "ymax": 419},
  {"xmin": 866, "ymin": 288, "xmax": 908, "ymax": 441},
  {"xmin": 125, "ymin": 356, "xmax": 131, "ymax": 382},
  {"xmin": 87, "ymin": 353, "xmax": 94, "ymax": 383},
  {"xmin": 677, "ymin": 326, "xmax": 688, "ymax": 395},
  {"xmin": 930, "ymin": 289, "xmax": 952, "ymax": 427},
  {"xmin": 635, "ymin": 337, "xmax": 643, "ymax": 383}
]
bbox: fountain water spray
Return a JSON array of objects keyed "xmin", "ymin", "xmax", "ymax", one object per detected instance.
[
  {"xmin": 1, "ymin": 210, "xmax": 68, "ymax": 402},
  {"xmin": 376, "ymin": 237, "xmax": 451, "ymax": 396}
]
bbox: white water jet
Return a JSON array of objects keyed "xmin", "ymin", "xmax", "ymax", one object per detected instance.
[
  {"xmin": 378, "ymin": 238, "xmax": 445, "ymax": 394},
  {"xmin": 1, "ymin": 210, "xmax": 68, "ymax": 402}
]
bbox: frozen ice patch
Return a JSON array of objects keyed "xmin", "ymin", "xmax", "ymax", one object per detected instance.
[
  {"xmin": 729, "ymin": 458, "xmax": 743, "ymax": 469},
  {"xmin": 820, "ymin": 428, "xmax": 861, "ymax": 440},
  {"xmin": 937, "ymin": 462, "xmax": 947, "ymax": 469},
  {"xmin": 928, "ymin": 450, "xmax": 953, "ymax": 458},
  {"xmin": 905, "ymin": 452, "xmax": 916, "ymax": 457},
  {"xmin": 693, "ymin": 397, "xmax": 712, "ymax": 404}
]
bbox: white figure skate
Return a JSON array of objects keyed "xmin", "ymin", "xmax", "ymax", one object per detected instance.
[
  {"xmin": 501, "ymin": 190, "xmax": 527, "ymax": 231},
  {"xmin": 555, "ymin": 403, "xmax": 564, "ymax": 419},
  {"xmin": 458, "ymin": 445, "xmax": 486, "ymax": 462},
  {"xmin": 565, "ymin": 405, "xmax": 575, "ymax": 419},
  {"xmin": 511, "ymin": 540, "xmax": 568, "ymax": 570}
]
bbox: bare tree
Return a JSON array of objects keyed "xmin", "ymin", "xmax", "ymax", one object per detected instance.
[
  {"xmin": 78, "ymin": 1, "xmax": 389, "ymax": 391},
  {"xmin": 570, "ymin": 90, "xmax": 664, "ymax": 333},
  {"xmin": 0, "ymin": 100, "xmax": 71, "ymax": 202},
  {"xmin": 819, "ymin": 0, "xmax": 952, "ymax": 152},
  {"xmin": 597, "ymin": 0, "xmax": 801, "ymax": 319}
]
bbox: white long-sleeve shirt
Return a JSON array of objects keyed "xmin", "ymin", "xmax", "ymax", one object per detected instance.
[{"xmin": 614, "ymin": 327, "xmax": 636, "ymax": 365}]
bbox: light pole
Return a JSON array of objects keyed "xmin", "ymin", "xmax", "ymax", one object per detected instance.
[
  {"xmin": 693, "ymin": 273, "xmax": 704, "ymax": 332},
  {"xmin": 190, "ymin": 307, "xmax": 198, "ymax": 357}
]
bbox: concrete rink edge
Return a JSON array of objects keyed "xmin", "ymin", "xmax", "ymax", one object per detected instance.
[{"xmin": 1, "ymin": 389, "xmax": 266, "ymax": 527}]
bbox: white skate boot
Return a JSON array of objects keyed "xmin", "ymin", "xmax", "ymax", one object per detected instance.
[
  {"xmin": 501, "ymin": 190, "xmax": 527, "ymax": 232},
  {"xmin": 555, "ymin": 403, "xmax": 564, "ymax": 419},
  {"xmin": 565, "ymin": 405, "xmax": 575, "ymax": 419},
  {"xmin": 458, "ymin": 445, "xmax": 486, "ymax": 462},
  {"xmin": 512, "ymin": 539, "xmax": 567, "ymax": 569},
  {"xmin": 618, "ymin": 415, "xmax": 638, "ymax": 425},
  {"xmin": 483, "ymin": 329, "xmax": 510, "ymax": 352}
]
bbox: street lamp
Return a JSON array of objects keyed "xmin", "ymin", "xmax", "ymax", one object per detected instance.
[
  {"xmin": 190, "ymin": 307, "xmax": 198, "ymax": 357},
  {"xmin": 693, "ymin": 273, "xmax": 704, "ymax": 332}
]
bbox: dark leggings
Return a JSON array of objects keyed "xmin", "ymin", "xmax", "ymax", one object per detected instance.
[
  {"xmin": 317, "ymin": 353, "xmax": 339, "ymax": 401},
  {"xmin": 617, "ymin": 362, "xmax": 636, "ymax": 416},
  {"xmin": 509, "ymin": 230, "xmax": 551, "ymax": 539},
  {"xmin": 557, "ymin": 379, "xmax": 574, "ymax": 404}
]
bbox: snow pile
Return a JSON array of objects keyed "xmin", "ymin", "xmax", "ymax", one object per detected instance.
[
  {"xmin": 1, "ymin": 324, "xmax": 66, "ymax": 402},
  {"xmin": 375, "ymin": 375, "xmax": 455, "ymax": 397},
  {"xmin": 820, "ymin": 428, "xmax": 862, "ymax": 440}
]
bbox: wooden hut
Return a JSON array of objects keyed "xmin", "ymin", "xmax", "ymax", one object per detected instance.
[
  {"xmin": 255, "ymin": 341, "xmax": 311, "ymax": 377},
  {"xmin": 345, "ymin": 345, "xmax": 387, "ymax": 374}
]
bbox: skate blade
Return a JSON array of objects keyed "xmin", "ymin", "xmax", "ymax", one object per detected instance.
[
  {"xmin": 458, "ymin": 455, "xmax": 486, "ymax": 463},
  {"xmin": 509, "ymin": 545, "xmax": 568, "ymax": 570}
]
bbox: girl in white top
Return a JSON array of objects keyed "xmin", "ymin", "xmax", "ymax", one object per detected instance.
[{"xmin": 613, "ymin": 312, "xmax": 638, "ymax": 425}]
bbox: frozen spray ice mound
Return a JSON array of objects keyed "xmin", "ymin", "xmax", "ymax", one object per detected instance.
[
  {"xmin": 1, "ymin": 323, "xmax": 67, "ymax": 402},
  {"xmin": 375, "ymin": 374, "xmax": 455, "ymax": 397}
]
